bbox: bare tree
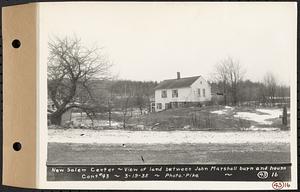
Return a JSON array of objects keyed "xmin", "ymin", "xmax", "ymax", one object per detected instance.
[
  {"xmin": 120, "ymin": 83, "xmax": 134, "ymax": 129},
  {"xmin": 133, "ymin": 82, "xmax": 148, "ymax": 115},
  {"xmin": 47, "ymin": 36, "xmax": 111, "ymax": 125},
  {"xmin": 226, "ymin": 58, "xmax": 245, "ymax": 105},
  {"xmin": 106, "ymin": 80, "xmax": 117, "ymax": 127},
  {"xmin": 263, "ymin": 72, "xmax": 277, "ymax": 105},
  {"xmin": 213, "ymin": 57, "xmax": 245, "ymax": 105},
  {"xmin": 214, "ymin": 61, "xmax": 229, "ymax": 105},
  {"xmin": 135, "ymin": 95, "xmax": 147, "ymax": 115}
]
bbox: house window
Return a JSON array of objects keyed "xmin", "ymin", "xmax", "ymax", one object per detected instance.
[
  {"xmin": 203, "ymin": 89, "xmax": 206, "ymax": 97},
  {"xmin": 157, "ymin": 103, "xmax": 162, "ymax": 109},
  {"xmin": 172, "ymin": 90, "xmax": 178, "ymax": 98},
  {"xmin": 198, "ymin": 89, "xmax": 201, "ymax": 97},
  {"xmin": 161, "ymin": 90, "xmax": 167, "ymax": 98}
]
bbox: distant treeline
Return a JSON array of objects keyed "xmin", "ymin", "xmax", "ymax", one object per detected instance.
[
  {"xmin": 211, "ymin": 80, "xmax": 290, "ymax": 106},
  {"xmin": 86, "ymin": 78, "xmax": 289, "ymax": 110},
  {"xmin": 81, "ymin": 80, "xmax": 158, "ymax": 114},
  {"xmin": 109, "ymin": 80, "xmax": 158, "ymax": 97}
]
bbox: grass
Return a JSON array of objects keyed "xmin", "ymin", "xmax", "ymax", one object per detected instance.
[
  {"xmin": 65, "ymin": 105, "xmax": 290, "ymax": 131},
  {"xmin": 47, "ymin": 142, "xmax": 290, "ymax": 165},
  {"xmin": 115, "ymin": 106, "xmax": 250, "ymax": 131},
  {"xmin": 124, "ymin": 106, "xmax": 288, "ymax": 131}
]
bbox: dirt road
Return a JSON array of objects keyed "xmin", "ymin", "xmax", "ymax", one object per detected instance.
[{"xmin": 48, "ymin": 142, "xmax": 290, "ymax": 165}]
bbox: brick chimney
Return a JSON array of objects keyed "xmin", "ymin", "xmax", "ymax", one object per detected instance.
[{"xmin": 177, "ymin": 72, "xmax": 180, "ymax": 79}]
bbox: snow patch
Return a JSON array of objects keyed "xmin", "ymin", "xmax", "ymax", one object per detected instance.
[
  {"xmin": 256, "ymin": 109, "xmax": 282, "ymax": 117},
  {"xmin": 211, "ymin": 106, "xmax": 233, "ymax": 115},
  {"xmin": 241, "ymin": 126, "xmax": 280, "ymax": 131},
  {"xmin": 211, "ymin": 110, "xmax": 227, "ymax": 115},
  {"xmin": 234, "ymin": 108, "xmax": 282, "ymax": 125},
  {"xmin": 71, "ymin": 113, "xmax": 121, "ymax": 128}
]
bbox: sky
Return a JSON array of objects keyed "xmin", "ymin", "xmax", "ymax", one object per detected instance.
[{"xmin": 39, "ymin": 2, "xmax": 297, "ymax": 85}]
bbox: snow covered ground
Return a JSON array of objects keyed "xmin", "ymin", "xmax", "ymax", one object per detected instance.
[
  {"xmin": 48, "ymin": 129, "xmax": 289, "ymax": 144},
  {"xmin": 234, "ymin": 108, "xmax": 282, "ymax": 125},
  {"xmin": 211, "ymin": 106, "xmax": 233, "ymax": 115},
  {"xmin": 71, "ymin": 113, "xmax": 121, "ymax": 127},
  {"xmin": 49, "ymin": 108, "xmax": 290, "ymax": 145},
  {"xmin": 211, "ymin": 107, "xmax": 286, "ymax": 125}
]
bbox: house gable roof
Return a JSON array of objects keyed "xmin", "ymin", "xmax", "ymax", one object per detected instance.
[{"xmin": 154, "ymin": 76, "xmax": 200, "ymax": 90}]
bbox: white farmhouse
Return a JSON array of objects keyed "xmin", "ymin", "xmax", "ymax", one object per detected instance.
[{"xmin": 154, "ymin": 72, "xmax": 211, "ymax": 112}]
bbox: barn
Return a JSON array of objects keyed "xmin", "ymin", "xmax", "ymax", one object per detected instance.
[{"xmin": 153, "ymin": 72, "xmax": 212, "ymax": 112}]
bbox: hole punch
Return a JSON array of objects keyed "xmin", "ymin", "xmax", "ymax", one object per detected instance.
[
  {"xmin": 13, "ymin": 142, "xmax": 22, "ymax": 151},
  {"xmin": 12, "ymin": 39, "xmax": 21, "ymax": 48}
]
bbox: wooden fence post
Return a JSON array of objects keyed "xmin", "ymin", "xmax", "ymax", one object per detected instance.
[{"xmin": 282, "ymin": 105, "xmax": 288, "ymax": 126}]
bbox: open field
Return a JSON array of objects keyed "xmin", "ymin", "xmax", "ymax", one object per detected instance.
[
  {"xmin": 47, "ymin": 142, "xmax": 290, "ymax": 165},
  {"xmin": 48, "ymin": 106, "xmax": 291, "ymax": 165},
  {"xmin": 53, "ymin": 106, "xmax": 290, "ymax": 131}
]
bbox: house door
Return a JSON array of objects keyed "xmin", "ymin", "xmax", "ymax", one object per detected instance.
[
  {"xmin": 151, "ymin": 102, "xmax": 155, "ymax": 112},
  {"xmin": 171, "ymin": 102, "xmax": 178, "ymax": 108},
  {"xmin": 165, "ymin": 103, "xmax": 170, "ymax": 109}
]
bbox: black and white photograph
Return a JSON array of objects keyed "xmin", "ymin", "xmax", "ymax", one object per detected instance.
[{"xmin": 39, "ymin": 2, "xmax": 297, "ymax": 189}]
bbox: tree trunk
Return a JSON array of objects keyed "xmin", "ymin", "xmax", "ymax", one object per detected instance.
[
  {"xmin": 123, "ymin": 114, "xmax": 126, "ymax": 129},
  {"xmin": 50, "ymin": 113, "xmax": 63, "ymax": 125},
  {"xmin": 233, "ymin": 92, "xmax": 238, "ymax": 106},
  {"xmin": 140, "ymin": 107, "xmax": 143, "ymax": 115},
  {"xmin": 282, "ymin": 106, "xmax": 287, "ymax": 126},
  {"xmin": 108, "ymin": 109, "xmax": 112, "ymax": 127}
]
